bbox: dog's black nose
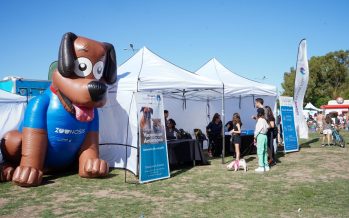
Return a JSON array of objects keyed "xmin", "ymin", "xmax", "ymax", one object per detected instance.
[{"xmin": 87, "ymin": 81, "xmax": 107, "ymax": 102}]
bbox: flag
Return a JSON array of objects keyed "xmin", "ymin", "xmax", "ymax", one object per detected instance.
[{"xmin": 294, "ymin": 39, "xmax": 309, "ymax": 139}]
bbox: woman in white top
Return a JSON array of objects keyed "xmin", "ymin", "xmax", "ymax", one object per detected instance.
[{"xmin": 254, "ymin": 108, "xmax": 270, "ymax": 172}]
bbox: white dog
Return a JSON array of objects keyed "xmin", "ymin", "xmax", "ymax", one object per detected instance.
[{"xmin": 226, "ymin": 159, "xmax": 247, "ymax": 172}]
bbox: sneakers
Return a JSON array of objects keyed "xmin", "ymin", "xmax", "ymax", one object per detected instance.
[
  {"xmin": 254, "ymin": 167, "xmax": 265, "ymax": 173},
  {"xmin": 254, "ymin": 166, "xmax": 270, "ymax": 172}
]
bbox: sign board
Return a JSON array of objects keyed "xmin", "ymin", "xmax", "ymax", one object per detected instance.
[
  {"xmin": 279, "ymin": 96, "xmax": 299, "ymax": 153},
  {"xmin": 136, "ymin": 92, "xmax": 170, "ymax": 183}
]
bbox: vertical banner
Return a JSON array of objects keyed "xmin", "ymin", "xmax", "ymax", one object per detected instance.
[
  {"xmin": 294, "ymin": 39, "xmax": 309, "ymax": 139},
  {"xmin": 279, "ymin": 96, "xmax": 299, "ymax": 153},
  {"xmin": 136, "ymin": 92, "xmax": 170, "ymax": 183}
]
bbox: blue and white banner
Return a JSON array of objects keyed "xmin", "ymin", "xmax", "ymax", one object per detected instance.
[
  {"xmin": 279, "ymin": 96, "xmax": 299, "ymax": 153},
  {"xmin": 294, "ymin": 39, "xmax": 309, "ymax": 139},
  {"xmin": 136, "ymin": 92, "xmax": 170, "ymax": 183}
]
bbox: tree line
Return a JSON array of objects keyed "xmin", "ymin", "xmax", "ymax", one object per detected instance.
[{"xmin": 281, "ymin": 50, "xmax": 349, "ymax": 107}]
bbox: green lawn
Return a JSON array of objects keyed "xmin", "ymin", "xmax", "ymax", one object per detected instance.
[{"xmin": 1, "ymin": 131, "xmax": 349, "ymax": 218}]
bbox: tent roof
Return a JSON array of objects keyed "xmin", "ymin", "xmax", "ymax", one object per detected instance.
[
  {"xmin": 304, "ymin": 102, "xmax": 321, "ymax": 111},
  {"xmin": 195, "ymin": 58, "xmax": 277, "ymax": 96},
  {"xmin": 117, "ymin": 47, "xmax": 222, "ymax": 99},
  {"xmin": 0, "ymin": 89, "xmax": 27, "ymax": 103}
]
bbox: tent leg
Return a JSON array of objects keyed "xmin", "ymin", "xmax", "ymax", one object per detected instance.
[{"xmin": 222, "ymin": 86, "xmax": 225, "ymax": 164}]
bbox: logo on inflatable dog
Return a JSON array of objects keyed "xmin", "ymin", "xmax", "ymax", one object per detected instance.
[{"xmin": 0, "ymin": 32, "xmax": 117, "ymax": 187}]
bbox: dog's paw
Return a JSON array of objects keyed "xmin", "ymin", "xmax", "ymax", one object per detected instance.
[
  {"xmin": 80, "ymin": 158, "xmax": 109, "ymax": 178},
  {"xmin": 12, "ymin": 166, "xmax": 43, "ymax": 187}
]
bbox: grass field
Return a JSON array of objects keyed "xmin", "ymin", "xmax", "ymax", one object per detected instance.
[{"xmin": 1, "ymin": 131, "xmax": 349, "ymax": 218}]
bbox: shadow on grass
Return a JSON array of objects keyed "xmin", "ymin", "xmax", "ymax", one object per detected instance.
[
  {"xmin": 275, "ymin": 152, "xmax": 285, "ymax": 164},
  {"xmin": 300, "ymin": 137, "xmax": 320, "ymax": 149},
  {"xmin": 170, "ymin": 164, "xmax": 193, "ymax": 178},
  {"xmin": 41, "ymin": 168, "xmax": 118, "ymax": 186},
  {"xmin": 244, "ymin": 156, "xmax": 256, "ymax": 163}
]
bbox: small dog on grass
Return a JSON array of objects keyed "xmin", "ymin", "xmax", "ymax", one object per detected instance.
[{"xmin": 226, "ymin": 159, "xmax": 247, "ymax": 172}]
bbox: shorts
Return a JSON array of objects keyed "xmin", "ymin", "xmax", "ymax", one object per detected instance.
[
  {"xmin": 231, "ymin": 135, "xmax": 241, "ymax": 145},
  {"xmin": 323, "ymin": 129, "xmax": 332, "ymax": 135}
]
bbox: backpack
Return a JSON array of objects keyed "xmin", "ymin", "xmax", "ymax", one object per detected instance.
[
  {"xmin": 194, "ymin": 128, "xmax": 207, "ymax": 140},
  {"xmin": 177, "ymin": 129, "xmax": 192, "ymax": 139}
]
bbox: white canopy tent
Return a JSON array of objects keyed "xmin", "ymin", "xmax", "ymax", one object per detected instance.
[
  {"xmin": 99, "ymin": 49, "xmax": 279, "ymax": 175},
  {"xmin": 304, "ymin": 102, "xmax": 321, "ymax": 111},
  {"xmin": 195, "ymin": 58, "xmax": 277, "ymax": 130},
  {"xmin": 0, "ymin": 90, "xmax": 27, "ymax": 163},
  {"xmin": 0, "ymin": 89, "xmax": 27, "ymax": 139},
  {"xmin": 99, "ymin": 47, "xmax": 224, "ymax": 175},
  {"xmin": 303, "ymin": 102, "xmax": 321, "ymax": 118}
]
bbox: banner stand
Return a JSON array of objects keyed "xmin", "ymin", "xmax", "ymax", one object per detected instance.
[
  {"xmin": 279, "ymin": 96, "xmax": 299, "ymax": 153},
  {"xmin": 135, "ymin": 92, "xmax": 170, "ymax": 183}
]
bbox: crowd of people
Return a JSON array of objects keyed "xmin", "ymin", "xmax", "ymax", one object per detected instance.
[
  {"xmin": 161, "ymin": 101, "xmax": 348, "ymax": 173},
  {"xmin": 205, "ymin": 98, "xmax": 279, "ymax": 173},
  {"xmin": 307, "ymin": 111, "xmax": 349, "ymax": 146}
]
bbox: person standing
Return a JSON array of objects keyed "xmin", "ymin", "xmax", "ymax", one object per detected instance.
[
  {"xmin": 252, "ymin": 98, "xmax": 265, "ymax": 120},
  {"xmin": 316, "ymin": 111, "xmax": 324, "ymax": 133},
  {"xmin": 254, "ymin": 108, "xmax": 270, "ymax": 172},
  {"xmin": 322, "ymin": 114, "xmax": 333, "ymax": 146},
  {"xmin": 265, "ymin": 106, "xmax": 276, "ymax": 166},
  {"xmin": 226, "ymin": 113, "xmax": 242, "ymax": 167},
  {"xmin": 206, "ymin": 113, "xmax": 223, "ymax": 157}
]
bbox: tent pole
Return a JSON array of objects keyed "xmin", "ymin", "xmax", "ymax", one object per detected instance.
[{"xmin": 221, "ymin": 85, "xmax": 225, "ymax": 164}]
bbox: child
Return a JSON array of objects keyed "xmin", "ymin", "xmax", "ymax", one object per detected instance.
[
  {"xmin": 226, "ymin": 113, "xmax": 242, "ymax": 170},
  {"xmin": 254, "ymin": 108, "xmax": 270, "ymax": 172},
  {"xmin": 321, "ymin": 114, "xmax": 333, "ymax": 146}
]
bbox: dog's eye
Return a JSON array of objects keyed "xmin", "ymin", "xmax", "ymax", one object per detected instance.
[
  {"xmin": 93, "ymin": 61, "xmax": 104, "ymax": 80},
  {"xmin": 74, "ymin": 57, "xmax": 92, "ymax": 77}
]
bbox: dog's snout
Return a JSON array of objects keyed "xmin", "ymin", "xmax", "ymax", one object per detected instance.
[{"xmin": 87, "ymin": 81, "xmax": 107, "ymax": 102}]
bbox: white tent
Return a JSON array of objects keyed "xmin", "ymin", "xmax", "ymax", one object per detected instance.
[
  {"xmin": 195, "ymin": 58, "xmax": 278, "ymax": 130},
  {"xmin": 99, "ymin": 47, "xmax": 223, "ymax": 175},
  {"xmin": 0, "ymin": 89, "xmax": 27, "ymax": 139},
  {"xmin": 196, "ymin": 58, "xmax": 276, "ymax": 96},
  {"xmin": 304, "ymin": 102, "xmax": 321, "ymax": 111},
  {"xmin": 116, "ymin": 47, "xmax": 223, "ymax": 98},
  {"xmin": 99, "ymin": 49, "xmax": 280, "ymax": 175},
  {"xmin": 303, "ymin": 102, "xmax": 321, "ymax": 118},
  {"xmin": 0, "ymin": 90, "xmax": 27, "ymax": 163}
]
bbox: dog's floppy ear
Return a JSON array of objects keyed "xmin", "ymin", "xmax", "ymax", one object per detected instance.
[
  {"xmin": 140, "ymin": 107, "xmax": 144, "ymax": 112},
  {"xmin": 58, "ymin": 32, "xmax": 77, "ymax": 77},
  {"xmin": 103, "ymin": 43, "xmax": 117, "ymax": 85},
  {"xmin": 149, "ymin": 108, "xmax": 153, "ymax": 114}
]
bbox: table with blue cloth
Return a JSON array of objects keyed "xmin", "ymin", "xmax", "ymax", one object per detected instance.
[
  {"xmin": 224, "ymin": 130, "xmax": 256, "ymax": 156},
  {"xmin": 167, "ymin": 139, "xmax": 208, "ymax": 166}
]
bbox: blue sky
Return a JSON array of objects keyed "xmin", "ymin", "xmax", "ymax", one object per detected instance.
[{"xmin": 0, "ymin": 0, "xmax": 348, "ymax": 93}]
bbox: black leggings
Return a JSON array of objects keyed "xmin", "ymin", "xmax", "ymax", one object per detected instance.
[
  {"xmin": 209, "ymin": 135, "xmax": 222, "ymax": 157},
  {"xmin": 267, "ymin": 129, "xmax": 275, "ymax": 162}
]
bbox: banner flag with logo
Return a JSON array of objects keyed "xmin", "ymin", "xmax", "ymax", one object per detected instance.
[
  {"xmin": 279, "ymin": 96, "xmax": 299, "ymax": 153},
  {"xmin": 294, "ymin": 39, "xmax": 309, "ymax": 139},
  {"xmin": 136, "ymin": 92, "xmax": 170, "ymax": 183}
]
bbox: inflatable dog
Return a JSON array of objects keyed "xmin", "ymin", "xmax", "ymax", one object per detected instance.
[{"xmin": 0, "ymin": 32, "xmax": 117, "ymax": 186}]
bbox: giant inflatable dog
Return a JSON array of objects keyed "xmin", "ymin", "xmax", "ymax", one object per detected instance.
[{"xmin": 0, "ymin": 32, "xmax": 117, "ymax": 186}]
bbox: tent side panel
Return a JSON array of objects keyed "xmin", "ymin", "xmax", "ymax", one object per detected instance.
[
  {"xmin": 163, "ymin": 98, "xmax": 210, "ymax": 138},
  {"xmin": 99, "ymin": 90, "xmax": 139, "ymax": 175}
]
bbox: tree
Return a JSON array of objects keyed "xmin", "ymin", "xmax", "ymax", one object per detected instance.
[{"xmin": 281, "ymin": 50, "xmax": 349, "ymax": 108}]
